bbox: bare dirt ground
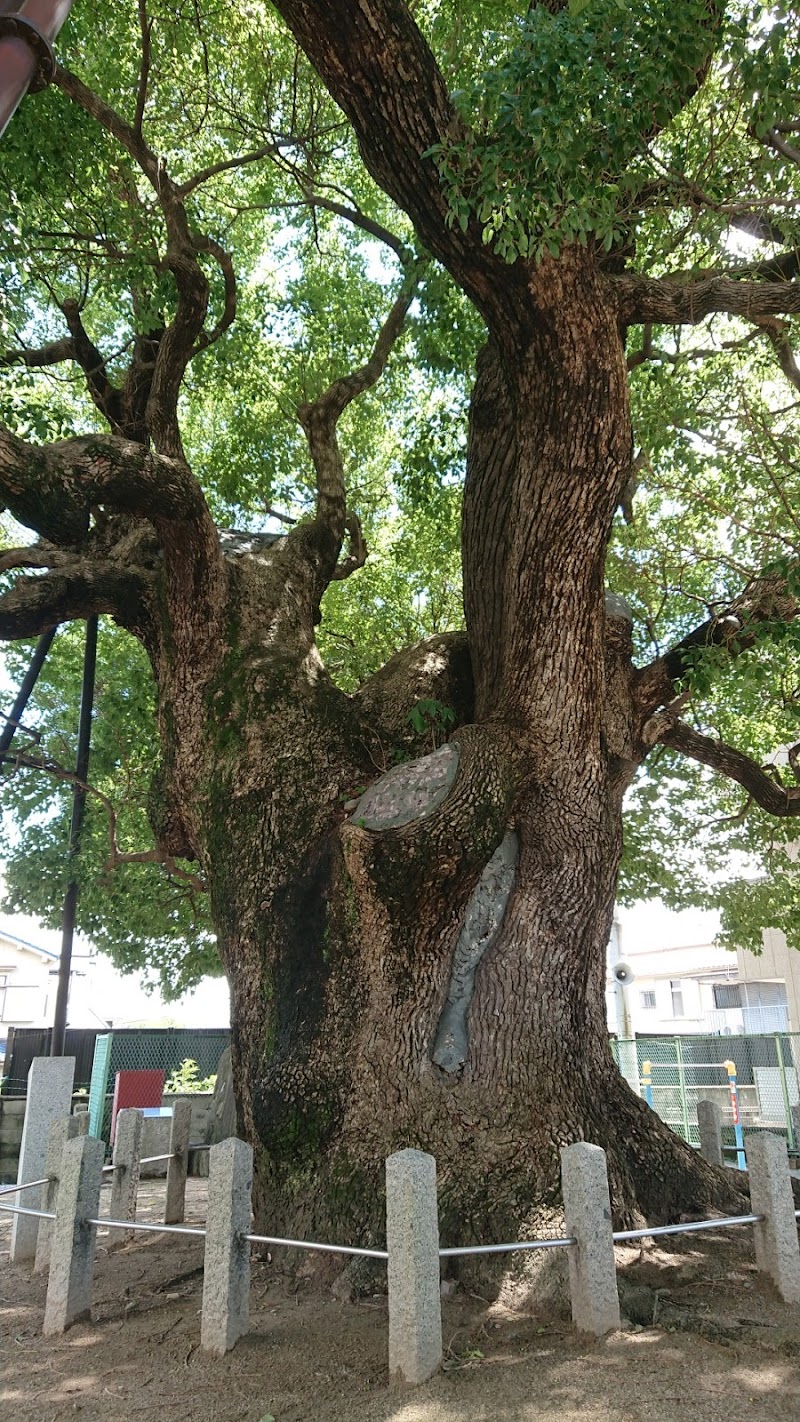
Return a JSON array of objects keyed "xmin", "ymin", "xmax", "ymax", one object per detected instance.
[{"xmin": 2, "ymin": 1179, "xmax": 799, "ymax": 1422}]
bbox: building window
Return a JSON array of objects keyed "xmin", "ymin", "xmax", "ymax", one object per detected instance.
[
  {"xmin": 713, "ymin": 983, "xmax": 742, "ymax": 1010},
  {"xmin": 670, "ymin": 980, "xmax": 684, "ymax": 1017},
  {"xmin": 639, "ymin": 990, "xmax": 656, "ymax": 1010}
]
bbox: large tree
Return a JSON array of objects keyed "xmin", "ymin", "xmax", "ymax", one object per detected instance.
[{"xmin": 1, "ymin": 0, "xmax": 800, "ymax": 1250}]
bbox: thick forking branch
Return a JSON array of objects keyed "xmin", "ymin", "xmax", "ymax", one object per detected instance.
[
  {"xmin": 330, "ymin": 515, "xmax": 367, "ymax": 582},
  {"xmin": 59, "ymin": 297, "xmax": 124, "ymax": 430},
  {"xmin": 752, "ymin": 316, "xmax": 800, "ymax": 395},
  {"xmin": 296, "ymin": 259, "xmax": 426, "ymax": 584},
  {"xmin": 646, "ymin": 715, "xmax": 800, "ymax": 819},
  {"xmin": 51, "ymin": 62, "xmax": 240, "ymax": 455},
  {"xmin": 0, "ymin": 426, "xmax": 210, "ymax": 542},
  {"xmin": 612, "ymin": 271, "xmax": 800, "ymax": 326},
  {"xmin": 0, "ymin": 424, "xmax": 225, "ymax": 666},
  {"xmin": 0, "ymin": 337, "xmax": 76, "ymax": 369},
  {"xmin": 268, "ymin": 0, "xmax": 534, "ymax": 344},
  {"xmin": 0, "ymin": 560, "xmax": 154, "ymax": 641}
]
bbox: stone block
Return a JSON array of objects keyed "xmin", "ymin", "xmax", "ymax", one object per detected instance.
[
  {"xmin": 561, "ymin": 1142, "xmax": 620, "ymax": 1336},
  {"xmin": 165, "ymin": 1099, "xmax": 191, "ymax": 1224},
  {"xmin": 43, "ymin": 1135, "xmax": 104, "ymax": 1334},
  {"xmin": 109, "ymin": 1108, "xmax": 143, "ymax": 1237},
  {"xmin": 386, "ymin": 1148, "xmax": 443, "ymax": 1385},
  {"xmin": 11, "ymin": 1057, "xmax": 75, "ymax": 1263},
  {"xmin": 141, "ymin": 1116, "xmax": 171, "ymax": 1177},
  {"xmin": 746, "ymin": 1131, "xmax": 800, "ymax": 1303},
  {"xmin": 201, "ymin": 1137, "xmax": 253, "ymax": 1355},
  {"xmin": 34, "ymin": 1114, "xmax": 88, "ymax": 1274},
  {"xmin": 697, "ymin": 1099, "xmax": 724, "ymax": 1167}
]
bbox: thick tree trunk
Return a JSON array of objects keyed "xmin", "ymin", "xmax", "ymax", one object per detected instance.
[{"xmin": 153, "ymin": 256, "xmax": 743, "ymax": 1263}]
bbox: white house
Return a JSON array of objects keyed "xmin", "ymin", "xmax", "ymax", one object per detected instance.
[
  {"xmin": 606, "ymin": 905, "xmax": 798, "ymax": 1038},
  {"xmin": 0, "ymin": 928, "xmax": 59, "ymax": 1038}
]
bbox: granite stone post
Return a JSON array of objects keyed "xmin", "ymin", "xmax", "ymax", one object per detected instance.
[
  {"xmin": 386, "ymin": 1148, "xmax": 443, "ymax": 1385},
  {"xmin": 43, "ymin": 1135, "xmax": 104, "ymax": 1335},
  {"xmin": 11, "ymin": 1056, "xmax": 76, "ymax": 1263},
  {"xmin": 165, "ymin": 1099, "xmax": 192, "ymax": 1224},
  {"xmin": 561, "ymin": 1142, "xmax": 621, "ymax": 1336},
  {"xmin": 697, "ymin": 1099, "xmax": 724, "ymax": 1167},
  {"xmin": 34, "ymin": 1114, "xmax": 89, "ymax": 1274},
  {"xmin": 200, "ymin": 1137, "xmax": 253, "ymax": 1355},
  {"xmin": 109, "ymin": 1108, "xmax": 143, "ymax": 1236},
  {"xmin": 746, "ymin": 1131, "xmax": 800, "ymax": 1303}
]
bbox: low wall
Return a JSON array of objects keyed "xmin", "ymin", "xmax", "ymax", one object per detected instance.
[{"xmin": 0, "ymin": 1092, "xmax": 214, "ymax": 1183}]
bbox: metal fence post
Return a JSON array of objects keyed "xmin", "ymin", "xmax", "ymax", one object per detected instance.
[
  {"xmin": 675, "ymin": 1038, "xmax": 691, "ymax": 1144},
  {"xmin": 774, "ymin": 1035, "xmax": 795, "ymax": 1151},
  {"xmin": 724, "ymin": 1059, "xmax": 746, "ymax": 1170}
]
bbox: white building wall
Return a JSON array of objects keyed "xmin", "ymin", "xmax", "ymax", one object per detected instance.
[
  {"xmin": 737, "ymin": 928, "xmax": 800, "ymax": 1033},
  {"xmin": 0, "ymin": 935, "xmax": 55, "ymax": 1029}
]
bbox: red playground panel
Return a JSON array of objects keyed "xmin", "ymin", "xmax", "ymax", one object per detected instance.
[{"xmin": 110, "ymin": 1069, "xmax": 165, "ymax": 1142}]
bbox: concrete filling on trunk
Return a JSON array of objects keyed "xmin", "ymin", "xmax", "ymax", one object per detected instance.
[
  {"xmin": 349, "ymin": 742, "xmax": 459, "ymax": 830},
  {"xmin": 432, "ymin": 830, "xmax": 518, "ymax": 1073}
]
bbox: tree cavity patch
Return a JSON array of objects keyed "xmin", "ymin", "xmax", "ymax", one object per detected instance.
[
  {"xmin": 349, "ymin": 742, "xmax": 459, "ymax": 830},
  {"xmin": 432, "ymin": 830, "xmax": 519, "ymax": 1074}
]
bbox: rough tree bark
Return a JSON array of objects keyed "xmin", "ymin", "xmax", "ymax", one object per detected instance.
[{"xmin": 194, "ymin": 247, "xmax": 745, "ymax": 1251}]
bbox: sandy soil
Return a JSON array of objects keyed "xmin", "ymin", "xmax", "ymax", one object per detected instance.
[{"xmin": 1, "ymin": 1179, "xmax": 799, "ymax": 1422}]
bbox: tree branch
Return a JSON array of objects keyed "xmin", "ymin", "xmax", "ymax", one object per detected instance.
[
  {"xmin": 647, "ymin": 715, "xmax": 800, "ymax": 818},
  {"xmin": 60, "ymin": 298, "xmax": 123, "ymax": 430},
  {"xmin": 0, "ymin": 427, "xmax": 209, "ymax": 543},
  {"xmin": 0, "ymin": 545, "xmax": 74, "ymax": 574},
  {"xmin": 192, "ymin": 236, "xmax": 236, "ymax": 351},
  {"xmin": 763, "ymin": 128, "xmax": 800, "ymax": 168},
  {"xmin": 0, "ymin": 561, "xmax": 155, "ymax": 641},
  {"xmin": 53, "ymin": 64, "xmax": 161, "ymax": 189},
  {"xmin": 283, "ymin": 188, "xmax": 410, "ymax": 260},
  {"xmin": 177, "ymin": 142, "xmax": 282, "ymax": 198},
  {"xmin": 330, "ymin": 514, "xmax": 367, "ymax": 581},
  {"xmin": 134, "ymin": 0, "xmax": 153, "ymax": 137},
  {"xmin": 626, "ymin": 323, "xmax": 760, "ymax": 371},
  {"xmin": 297, "ymin": 262, "xmax": 425, "ymax": 576},
  {"xmin": 0, "ymin": 338, "xmax": 76, "ymax": 369},
  {"xmin": 634, "ymin": 571, "xmax": 799, "ymax": 715},
  {"xmin": 753, "ymin": 317, "xmax": 800, "ymax": 394},
  {"xmin": 0, "ymin": 745, "xmax": 205, "ymax": 888},
  {"xmin": 53, "ymin": 65, "xmax": 212, "ymax": 456},
  {"xmin": 269, "ymin": 0, "xmax": 530, "ymax": 334},
  {"xmin": 613, "ymin": 272, "xmax": 800, "ymax": 326}
]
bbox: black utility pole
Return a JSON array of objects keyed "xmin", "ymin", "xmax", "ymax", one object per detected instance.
[
  {"xmin": 0, "ymin": 625, "xmax": 57, "ymax": 757},
  {"xmin": 50, "ymin": 615, "xmax": 97, "ymax": 1057}
]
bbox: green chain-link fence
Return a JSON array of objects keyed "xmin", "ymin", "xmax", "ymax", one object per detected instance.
[
  {"xmin": 612, "ymin": 1033, "xmax": 799, "ymax": 1154},
  {"xmin": 86, "ymin": 1028, "xmax": 229, "ymax": 1139}
]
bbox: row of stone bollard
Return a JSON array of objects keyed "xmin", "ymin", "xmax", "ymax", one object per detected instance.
[
  {"xmin": 24, "ymin": 1101, "xmax": 192, "ymax": 1333},
  {"xmin": 17, "ymin": 1127, "xmax": 800, "ymax": 1383}
]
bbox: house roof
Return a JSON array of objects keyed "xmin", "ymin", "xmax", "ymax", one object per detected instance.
[{"xmin": 0, "ymin": 929, "xmax": 58, "ymax": 962}]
